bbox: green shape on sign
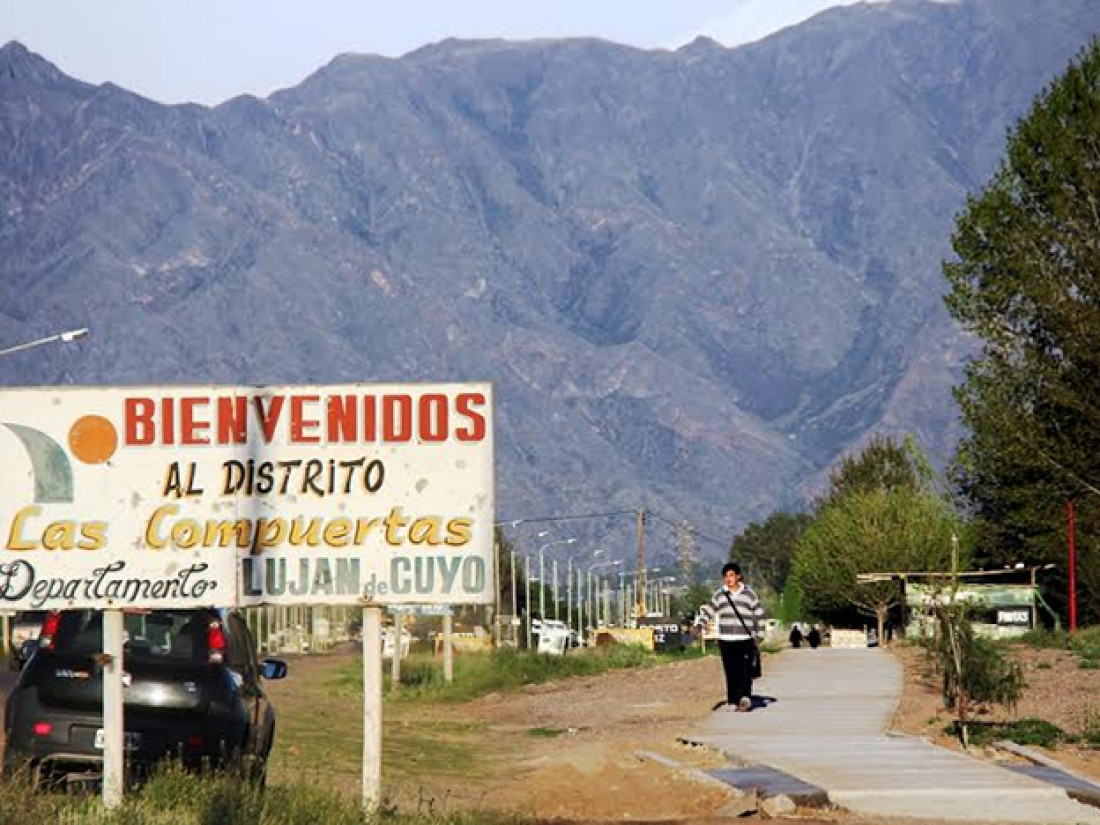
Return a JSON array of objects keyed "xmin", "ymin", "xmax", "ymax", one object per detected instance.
[{"xmin": 3, "ymin": 423, "xmax": 74, "ymax": 503}]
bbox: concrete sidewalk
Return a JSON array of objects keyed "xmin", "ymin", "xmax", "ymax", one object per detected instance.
[{"xmin": 687, "ymin": 648, "xmax": 1100, "ymax": 823}]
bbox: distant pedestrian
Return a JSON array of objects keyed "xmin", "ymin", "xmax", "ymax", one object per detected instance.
[
  {"xmin": 695, "ymin": 562, "xmax": 766, "ymax": 712},
  {"xmin": 807, "ymin": 625, "xmax": 821, "ymax": 649},
  {"xmin": 788, "ymin": 624, "xmax": 803, "ymax": 649}
]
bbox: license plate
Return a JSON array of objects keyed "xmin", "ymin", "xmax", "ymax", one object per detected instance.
[{"xmin": 94, "ymin": 729, "xmax": 141, "ymax": 751}]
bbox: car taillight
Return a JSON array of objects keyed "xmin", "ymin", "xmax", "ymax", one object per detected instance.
[
  {"xmin": 38, "ymin": 612, "xmax": 61, "ymax": 651},
  {"xmin": 187, "ymin": 735, "xmax": 204, "ymax": 751},
  {"xmin": 32, "ymin": 721, "xmax": 52, "ymax": 737},
  {"xmin": 207, "ymin": 620, "xmax": 226, "ymax": 665}
]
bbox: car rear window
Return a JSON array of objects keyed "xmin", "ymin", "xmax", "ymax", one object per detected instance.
[
  {"xmin": 14, "ymin": 610, "xmax": 48, "ymax": 627},
  {"xmin": 52, "ymin": 610, "xmax": 213, "ymax": 664}
]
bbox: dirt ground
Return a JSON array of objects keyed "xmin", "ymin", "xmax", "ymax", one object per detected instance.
[
  {"xmin": 2, "ymin": 648, "xmax": 1081, "ymax": 824},
  {"xmin": 890, "ymin": 642, "xmax": 1100, "ymax": 783}
]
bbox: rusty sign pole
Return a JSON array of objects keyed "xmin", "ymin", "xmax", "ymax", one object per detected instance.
[
  {"xmin": 362, "ymin": 606, "xmax": 383, "ymax": 810},
  {"xmin": 102, "ymin": 608, "xmax": 125, "ymax": 809}
]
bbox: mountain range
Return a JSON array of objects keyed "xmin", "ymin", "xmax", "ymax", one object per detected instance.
[{"xmin": 2, "ymin": 0, "xmax": 1098, "ymax": 564}]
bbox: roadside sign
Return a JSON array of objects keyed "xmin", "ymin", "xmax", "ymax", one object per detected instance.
[
  {"xmin": 0, "ymin": 382, "xmax": 495, "ymax": 813},
  {"xmin": 0, "ymin": 383, "xmax": 494, "ymax": 610}
]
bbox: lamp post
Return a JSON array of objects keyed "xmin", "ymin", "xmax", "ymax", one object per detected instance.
[
  {"xmin": 539, "ymin": 538, "xmax": 576, "ymax": 621},
  {"xmin": 589, "ymin": 559, "xmax": 621, "ymax": 627},
  {"xmin": 0, "ymin": 327, "xmax": 90, "ymax": 358},
  {"xmin": 525, "ymin": 556, "xmax": 532, "ymax": 649},
  {"xmin": 510, "ymin": 548, "xmax": 518, "ymax": 646}
]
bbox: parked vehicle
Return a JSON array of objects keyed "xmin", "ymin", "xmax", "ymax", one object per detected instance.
[
  {"xmin": 534, "ymin": 620, "xmax": 571, "ymax": 655},
  {"xmin": 2, "ymin": 608, "xmax": 287, "ymax": 787},
  {"xmin": 7, "ymin": 611, "xmax": 49, "ymax": 670}
]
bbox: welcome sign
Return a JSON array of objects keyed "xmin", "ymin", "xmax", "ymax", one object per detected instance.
[{"xmin": 0, "ymin": 383, "xmax": 494, "ymax": 610}]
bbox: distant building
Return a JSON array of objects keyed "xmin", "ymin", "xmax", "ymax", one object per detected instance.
[
  {"xmin": 857, "ymin": 566, "xmax": 1054, "ymax": 640},
  {"xmin": 906, "ymin": 581, "xmax": 1038, "ymax": 638}
]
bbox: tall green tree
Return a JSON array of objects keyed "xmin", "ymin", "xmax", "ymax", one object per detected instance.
[
  {"xmin": 729, "ymin": 511, "xmax": 813, "ymax": 596},
  {"xmin": 793, "ymin": 487, "xmax": 961, "ymax": 642},
  {"xmin": 816, "ymin": 434, "xmax": 926, "ymax": 510},
  {"xmin": 944, "ymin": 40, "xmax": 1100, "ymax": 623}
]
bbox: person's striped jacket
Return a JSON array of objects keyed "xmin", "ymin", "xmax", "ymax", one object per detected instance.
[{"xmin": 698, "ymin": 585, "xmax": 766, "ymax": 642}]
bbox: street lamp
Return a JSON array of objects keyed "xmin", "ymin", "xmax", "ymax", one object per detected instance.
[
  {"xmin": 539, "ymin": 537, "xmax": 575, "ymax": 620},
  {"xmin": 588, "ymin": 559, "xmax": 622, "ymax": 627},
  {"xmin": 0, "ymin": 327, "xmax": 90, "ymax": 359}
]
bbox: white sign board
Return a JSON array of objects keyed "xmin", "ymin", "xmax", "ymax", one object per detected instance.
[{"xmin": 0, "ymin": 383, "xmax": 494, "ymax": 610}]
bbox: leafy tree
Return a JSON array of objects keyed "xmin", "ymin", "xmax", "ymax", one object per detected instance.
[
  {"xmin": 675, "ymin": 582, "xmax": 714, "ymax": 625},
  {"xmin": 793, "ymin": 487, "xmax": 961, "ymax": 642},
  {"xmin": 817, "ymin": 434, "xmax": 926, "ymax": 510},
  {"xmin": 729, "ymin": 511, "xmax": 813, "ymax": 595},
  {"xmin": 943, "ymin": 40, "xmax": 1100, "ymax": 623}
]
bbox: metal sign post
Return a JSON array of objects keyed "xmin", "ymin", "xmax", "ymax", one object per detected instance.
[
  {"xmin": 102, "ymin": 609, "xmax": 125, "ymax": 808},
  {"xmin": 361, "ymin": 606, "xmax": 382, "ymax": 810}
]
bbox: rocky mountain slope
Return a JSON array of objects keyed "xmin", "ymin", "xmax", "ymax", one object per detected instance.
[{"xmin": 1, "ymin": 0, "xmax": 1098, "ymax": 561}]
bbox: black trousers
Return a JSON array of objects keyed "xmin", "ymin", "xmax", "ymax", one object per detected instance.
[{"xmin": 718, "ymin": 639, "xmax": 755, "ymax": 705}]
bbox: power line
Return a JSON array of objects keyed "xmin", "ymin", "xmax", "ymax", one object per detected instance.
[
  {"xmin": 647, "ymin": 510, "xmax": 730, "ymax": 550},
  {"xmin": 495, "ymin": 507, "xmax": 732, "ymax": 550},
  {"xmin": 494, "ymin": 509, "xmax": 637, "ymax": 528}
]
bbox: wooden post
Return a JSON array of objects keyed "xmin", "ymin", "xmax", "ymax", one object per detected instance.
[
  {"xmin": 102, "ymin": 609, "xmax": 125, "ymax": 809},
  {"xmin": 362, "ymin": 606, "xmax": 382, "ymax": 810},
  {"xmin": 390, "ymin": 611, "xmax": 403, "ymax": 687},
  {"xmin": 443, "ymin": 611, "xmax": 454, "ymax": 683}
]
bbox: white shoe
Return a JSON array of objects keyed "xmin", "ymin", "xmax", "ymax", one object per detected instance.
[{"xmin": 737, "ymin": 697, "xmax": 752, "ymax": 712}]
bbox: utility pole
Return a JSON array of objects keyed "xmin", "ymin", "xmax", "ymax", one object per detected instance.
[
  {"xmin": 636, "ymin": 509, "xmax": 647, "ymax": 619},
  {"xmin": 553, "ymin": 559, "xmax": 559, "ymax": 620},
  {"xmin": 510, "ymin": 550, "xmax": 518, "ymax": 646},
  {"xmin": 566, "ymin": 558, "xmax": 573, "ymax": 632},
  {"xmin": 493, "ymin": 531, "xmax": 501, "ymax": 647},
  {"xmin": 525, "ymin": 556, "xmax": 532, "ymax": 649}
]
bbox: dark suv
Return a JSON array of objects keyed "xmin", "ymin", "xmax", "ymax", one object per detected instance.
[{"xmin": 3, "ymin": 608, "xmax": 287, "ymax": 786}]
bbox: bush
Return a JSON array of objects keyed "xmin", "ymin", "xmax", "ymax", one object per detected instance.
[
  {"xmin": 930, "ymin": 604, "xmax": 1026, "ymax": 747},
  {"xmin": 950, "ymin": 718, "xmax": 1068, "ymax": 749},
  {"xmin": 1070, "ymin": 627, "xmax": 1100, "ymax": 657},
  {"xmin": 1019, "ymin": 628, "xmax": 1070, "ymax": 649}
]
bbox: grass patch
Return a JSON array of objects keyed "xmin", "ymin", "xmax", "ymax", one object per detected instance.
[
  {"xmin": 1082, "ymin": 708, "xmax": 1100, "ymax": 746},
  {"xmin": 1019, "ymin": 628, "xmax": 1070, "ymax": 649},
  {"xmin": 947, "ymin": 718, "xmax": 1068, "ymax": 749},
  {"xmin": 333, "ymin": 645, "xmax": 669, "ymax": 704},
  {"xmin": 0, "ymin": 766, "xmax": 528, "ymax": 825},
  {"xmin": 267, "ymin": 656, "xmax": 491, "ymax": 793}
]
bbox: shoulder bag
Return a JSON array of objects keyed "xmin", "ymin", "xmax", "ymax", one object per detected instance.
[{"xmin": 724, "ymin": 590, "xmax": 763, "ymax": 679}]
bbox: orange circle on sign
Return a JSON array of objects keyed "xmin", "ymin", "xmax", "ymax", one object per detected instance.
[{"xmin": 69, "ymin": 415, "xmax": 118, "ymax": 464}]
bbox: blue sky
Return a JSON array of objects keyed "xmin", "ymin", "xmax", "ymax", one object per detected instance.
[{"xmin": 1, "ymin": 1, "xmax": 881, "ymax": 105}]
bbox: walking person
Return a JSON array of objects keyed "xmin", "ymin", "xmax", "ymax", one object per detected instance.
[
  {"xmin": 788, "ymin": 623, "xmax": 803, "ymax": 649},
  {"xmin": 696, "ymin": 562, "xmax": 767, "ymax": 712},
  {"xmin": 807, "ymin": 624, "xmax": 822, "ymax": 649}
]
